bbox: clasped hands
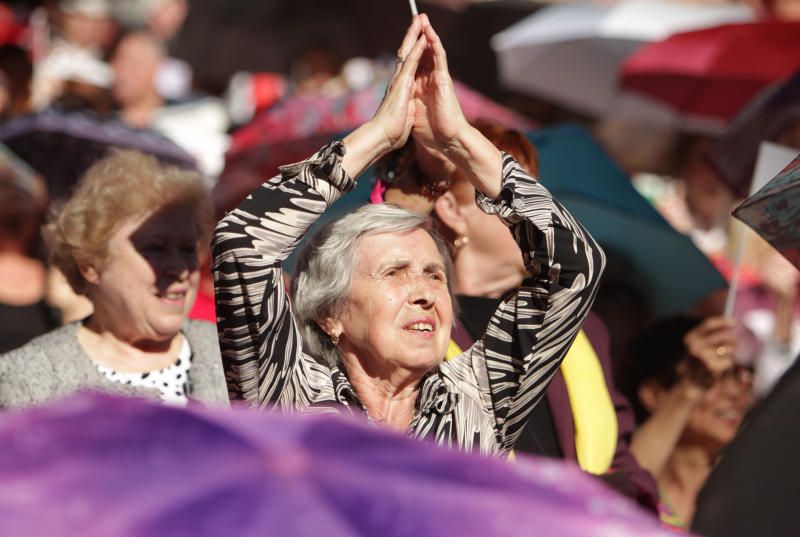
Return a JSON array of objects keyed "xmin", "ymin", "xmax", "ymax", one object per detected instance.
[{"xmin": 372, "ymin": 14, "xmax": 467, "ymax": 161}]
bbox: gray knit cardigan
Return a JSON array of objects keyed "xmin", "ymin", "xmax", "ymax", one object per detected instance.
[{"xmin": 0, "ymin": 320, "xmax": 229, "ymax": 409}]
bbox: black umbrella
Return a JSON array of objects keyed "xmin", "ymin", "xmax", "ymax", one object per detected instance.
[
  {"xmin": 0, "ymin": 107, "xmax": 198, "ymax": 201},
  {"xmin": 692, "ymin": 353, "xmax": 800, "ymax": 537}
]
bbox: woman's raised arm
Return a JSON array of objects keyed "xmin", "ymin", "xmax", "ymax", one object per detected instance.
[
  {"xmin": 211, "ymin": 16, "xmax": 429, "ymax": 407},
  {"xmin": 342, "ymin": 15, "xmax": 427, "ymax": 178},
  {"xmin": 411, "ymin": 15, "xmax": 503, "ymax": 198}
]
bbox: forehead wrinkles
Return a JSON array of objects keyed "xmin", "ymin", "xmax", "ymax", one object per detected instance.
[{"xmin": 354, "ymin": 230, "xmax": 445, "ymax": 275}]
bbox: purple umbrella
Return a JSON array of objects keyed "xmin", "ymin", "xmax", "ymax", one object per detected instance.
[
  {"xmin": 0, "ymin": 392, "xmax": 677, "ymax": 537},
  {"xmin": 0, "ymin": 108, "xmax": 198, "ymax": 201},
  {"xmin": 733, "ymin": 153, "xmax": 800, "ymax": 270},
  {"xmin": 706, "ymin": 70, "xmax": 800, "ymax": 199}
]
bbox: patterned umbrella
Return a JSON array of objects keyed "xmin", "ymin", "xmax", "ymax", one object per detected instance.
[
  {"xmin": 0, "ymin": 392, "xmax": 678, "ymax": 537},
  {"xmin": 732, "ymin": 153, "xmax": 800, "ymax": 270},
  {"xmin": 216, "ymin": 77, "xmax": 533, "ymax": 213},
  {"xmin": 706, "ymin": 70, "xmax": 800, "ymax": 199},
  {"xmin": 0, "ymin": 107, "xmax": 198, "ymax": 201},
  {"xmin": 227, "ymin": 78, "xmax": 533, "ymax": 166}
]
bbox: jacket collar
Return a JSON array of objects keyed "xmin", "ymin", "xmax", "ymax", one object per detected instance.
[{"xmin": 330, "ymin": 366, "xmax": 459, "ymax": 419}]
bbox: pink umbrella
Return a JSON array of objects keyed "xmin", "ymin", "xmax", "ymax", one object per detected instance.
[
  {"xmin": 216, "ymin": 78, "xmax": 534, "ymax": 213},
  {"xmin": 620, "ymin": 21, "xmax": 800, "ymax": 121},
  {"xmin": 226, "ymin": 79, "xmax": 533, "ymax": 177}
]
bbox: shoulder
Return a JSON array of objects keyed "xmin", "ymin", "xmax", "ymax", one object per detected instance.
[
  {"xmin": 0, "ymin": 323, "xmax": 84, "ymax": 408},
  {"xmin": 183, "ymin": 320, "xmax": 220, "ymax": 351},
  {"xmin": 1, "ymin": 323, "xmax": 80, "ymax": 366},
  {"xmin": 182, "ymin": 319, "xmax": 228, "ymax": 404}
]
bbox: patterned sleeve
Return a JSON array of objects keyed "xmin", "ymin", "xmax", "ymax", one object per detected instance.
[
  {"xmin": 465, "ymin": 152, "xmax": 605, "ymax": 451},
  {"xmin": 211, "ymin": 141, "xmax": 354, "ymax": 406}
]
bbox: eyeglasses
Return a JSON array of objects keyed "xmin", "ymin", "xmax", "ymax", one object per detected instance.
[{"xmin": 717, "ymin": 365, "xmax": 754, "ymax": 385}]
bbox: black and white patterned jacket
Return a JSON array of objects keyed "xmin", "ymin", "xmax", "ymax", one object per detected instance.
[{"xmin": 212, "ymin": 141, "xmax": 605, "ymax": 456}]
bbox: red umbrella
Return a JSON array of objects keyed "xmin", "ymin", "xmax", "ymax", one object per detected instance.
[{"xmin": 620, "ymin": 21, "xmax": 800, "ymax": 121}]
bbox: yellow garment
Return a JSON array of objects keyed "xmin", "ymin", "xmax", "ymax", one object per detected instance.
[
  {"xmin": 445, "ymin": 339, "xmax": 463, "ymax": 361},
  {"xmin": 560, "ymin": 330, "xmax": 617, "ymax": 474},
  {"xmin": 446, "ymin": 329, "xmax": 617, "ymax": 473}
]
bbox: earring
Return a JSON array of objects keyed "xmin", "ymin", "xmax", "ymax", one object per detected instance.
[
  {"xmin": 453, "ymin": 236, "xmax": 470, "ymax": 249},
  {"xmin": 331, "ymin": 333, "xmax": 340, "ymax": 346}
]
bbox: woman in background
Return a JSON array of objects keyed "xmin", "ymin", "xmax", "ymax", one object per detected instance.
[
  {"xmin": 626, "ymin": 315, "xmax": 753, "ymax": 530},
  {"xmin": 0, "ymin": 149, "xmax": 227, "ymax": 408}
]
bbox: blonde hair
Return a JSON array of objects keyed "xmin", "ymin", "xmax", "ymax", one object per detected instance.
[{"xmin": 46, "ymin": 149, "xmax": 212, "ymax": 295}]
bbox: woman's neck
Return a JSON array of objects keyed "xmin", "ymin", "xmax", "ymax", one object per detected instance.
[
  {"xmin": 79, "ymin": 315, "xmax": 182, "ymax": 373},
  {"xmin": 659, "ymin": 443, "xmax": 714, "ymax": 525},
  {"xmin": 121, "ymin": 93, "xmax": 163, "ymax": 128},
  {"xmin": 452, "ymin": 248, "xmax": 524, "ymax": 299},
  {"xmin": 340, "ymin": 354, "xmax": 421, "ymax": 432}
]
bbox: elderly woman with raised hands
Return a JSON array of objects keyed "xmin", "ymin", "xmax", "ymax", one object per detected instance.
[
  {"xmin": 0, "ymin": 150, "xmax": 228, "ymax": 408},
  {"xmin": 212, "ymin": 15, "xmax": 604, "ymax": 455}
]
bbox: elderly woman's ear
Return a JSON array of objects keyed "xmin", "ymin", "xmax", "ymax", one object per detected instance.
[
  {"xmin": 432, "ymin": 191, "xmax": 467, "ymax": 239},
  {"xmin": 316, "ymin": 317, "xmax": 343, "ymax": 344}
]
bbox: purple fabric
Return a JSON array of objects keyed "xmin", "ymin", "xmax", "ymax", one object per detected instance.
[
  {"xmin": 0, "ymin": 392, "xmax": 679, "ymax": 537},
  {"xmin": 706, "ymin": 71, "xmax": 800, "ymax": 199},
  {"xmin": 0, "ymin": 108, "xmax": 197, "ymax": 201}
]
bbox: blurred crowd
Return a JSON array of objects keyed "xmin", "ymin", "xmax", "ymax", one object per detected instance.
[{"xmin": 0, "ymin": 0, "xmax": 799, "ymax": 536}]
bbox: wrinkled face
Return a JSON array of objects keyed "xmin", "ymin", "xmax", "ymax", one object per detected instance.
[
  {"xmin": 89, "ymin": 206, "xmax": 200, "ymax": 343},
  {"xmin": 336, "ymin": 229, "xmax": 453, "ymax": 376},
  {"xmin": 685, "ymin": 367, "xmax": 754, "ymax": 450}
]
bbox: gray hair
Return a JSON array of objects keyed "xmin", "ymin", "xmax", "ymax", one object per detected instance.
[{"xmin": 292, "ymin": 203, "xmax": 455, "ymax": 368}]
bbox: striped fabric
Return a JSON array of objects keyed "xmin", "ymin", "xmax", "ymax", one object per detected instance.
[{"xmin": 212, "ymin": 141, "xmax": 605, "ymax": 456}]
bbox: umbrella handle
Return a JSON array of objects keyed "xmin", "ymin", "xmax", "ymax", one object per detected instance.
[{"xmin": 723, "ymin": 231, "xmax": 747, "ymax": 318}]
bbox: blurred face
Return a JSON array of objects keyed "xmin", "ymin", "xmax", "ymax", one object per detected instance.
[
  {"xmin": 462, "ymin": 200, "xmax": 525, "ymax": 274},
  {"xmin": 684, "ymin": 367, "xmax": 754, "ymax": 451},
  {"xmin": 60, "ymin": 11, "xmax": 116, "ymax": 50},
  {"xmin": 111, "ymin": 34, "xmax": 162, "ymax": 107},
  {"xmin": 335, "ymin": 229, "xmax": 453, "ymax": 377},
  {"xmin": 88, "ymin": 205, "xmax": 199, "ymax": 343},
  {"xmin": 413, "ymin": 142, "xmax": 526, "ymax": 290}
]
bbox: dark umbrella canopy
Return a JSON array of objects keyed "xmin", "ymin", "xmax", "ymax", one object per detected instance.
[
  {"xmin": 706, "ymin": 70, "xmax": 800, "ymax": 198},
  {"xmin": 172, "ymin": 0, "xmax": 538, "ymax": 97},
  {"xmin": 171, "ymin": 0, "xmax": 460, "ymax": 93},
  {"xmin": 732, "ymin": 153, "xmax": 800, "ymax": 270},
  {"xmin": 0, "ymin": 108, "xmax": 198, "ymax": 201},
  {"xmin": 0, "ymin": 392, "xmax": 677, "ymax": 537}
]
